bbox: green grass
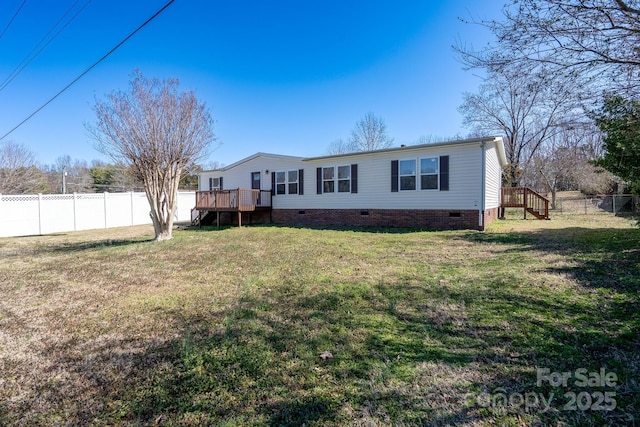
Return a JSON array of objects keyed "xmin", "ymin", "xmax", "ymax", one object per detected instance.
[{"xmin": 0, "ymin": 213, "xmax": 638, "ymax": 426}]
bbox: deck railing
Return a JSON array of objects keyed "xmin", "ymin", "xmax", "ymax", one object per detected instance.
[
  {"xmin": 501, "ymin": 187, "xmax": 549, "ymax": 219},
  {"xmin": 195, "ymin": 189, "xmax": 271, "ymax": 212}
]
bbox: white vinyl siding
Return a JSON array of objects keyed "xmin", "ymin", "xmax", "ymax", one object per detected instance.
[
  {"xmin": 275, "ymin": 143, "xmax": 483, "ymax": 210},
  {"xmin": 198, "ymin": 139, "xmax": 503, "ymax": 212},
  {"xmin": 484, "ymin": 143, "xmax": 502, "ymax": 209},
  {"xmin": 199, "ymin": 156, "xmax": 304, "ymax": 193}
]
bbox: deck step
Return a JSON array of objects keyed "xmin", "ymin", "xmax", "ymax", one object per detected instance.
[{"xmin": 501, "ymin": 187, "xmax": 550, "ymax": 220}]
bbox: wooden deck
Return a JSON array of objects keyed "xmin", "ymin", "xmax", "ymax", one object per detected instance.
[
  {"xmin": 193, "ymin": 189, "xmax": 272, "ymax": 227},
  {"xmin": 501, "ymin": 187, "xmax": 550, "ymax": 220}
]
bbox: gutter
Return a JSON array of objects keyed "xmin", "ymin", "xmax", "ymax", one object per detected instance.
[{"xmin": 479, "ymin": 140, "xmax": 486, "ymax": 229}]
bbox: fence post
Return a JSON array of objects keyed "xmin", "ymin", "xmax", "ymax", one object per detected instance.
[
  {"xmin": 612, "ymin": 194, "xmax": 616, "ymax": 214},
  {"xmin": 38, "ymin": 193, "xmax": 43, "ymax": 235},
  {"xmin": 104, "ymin": 192, "xmax": 108, "ymax": 229},
  {"xmin": 130, "ymin": 191, "xmax": 135, "ymax": 225},
  {"xmin": 73, "ymin": 193, "xmax": 77, "ymax": 231}
]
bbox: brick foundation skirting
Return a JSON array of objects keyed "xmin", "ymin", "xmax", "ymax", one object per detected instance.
[
  {"xmin": 483, "ymin": 207, "xmax": 498, "ymax": 229},
  {"xmin": 270, "ymin": 208, "xmax": 489, "ymax": 230}
]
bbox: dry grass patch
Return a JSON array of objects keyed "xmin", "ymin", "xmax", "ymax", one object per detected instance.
[{"xmin": 0, "ymin": 214, "xmax": 638, "ymax": 426}]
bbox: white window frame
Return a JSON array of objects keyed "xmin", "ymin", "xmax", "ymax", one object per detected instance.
[
  {"xmin": 276, "ymin": 171, "xmax": 286, "ymax": 195},
  {"xmin": 276, "ymin": 170, "xmax": 299, "ymax": 195},
  {"xmin": 399, "ymin": 159, "xmax": 417, "ymax": 191},
  {"xmin": 288, "ymin": 170, "xmax": 299, "ymax": 195},
  {"xmin": 337, "ymin": 165, "xmax": 351, "ymax": 193},
  {"xmin": 420, "ymin": 157, "xmax": 439, "ymax": 190},
  {"xmin": 321, "ymin": 165, "xmax": 352, "ymax": 193},
  {"xmin": 322, "ymin": 166, "xmax": 335, "ymax": 193}
]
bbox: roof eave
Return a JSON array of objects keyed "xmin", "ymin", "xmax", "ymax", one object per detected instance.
[{"xmin": 302, "ymin": 136, "xmax": 504, "ymax": 162}]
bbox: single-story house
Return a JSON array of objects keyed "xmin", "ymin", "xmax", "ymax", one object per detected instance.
[{"xmin": 196, "ymin": 136, "xmax": 508, "ymax": 230}]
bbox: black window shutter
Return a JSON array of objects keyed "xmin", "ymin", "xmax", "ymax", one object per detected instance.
[
  {"xmin": 298, "ymin": 169, "xmax": 304, "ymax": 195},
  {"xmin": 271, "ymin": 172, "xmax": 276, "ymax": 196},
  {"xmin": 209, "ymin": 177, "xmax": 213, "ymax": 191},
  {"xmin": 351, "ymin": 164, "xmax": 358, "ymax": 193},
  {"xmin": 391, "ymin": 160, "xmax": 399, "ymax": 192},
  {"xmin": 219, "ymin": 177, "xmax": 223, "ymax": 190},
  {"xmin": 440, "ymin": 155, "xmax": 449, "ymax": 191},
  {"xmin": 316, "ymin": 167, "xmax": 322, "ymax": 194}
]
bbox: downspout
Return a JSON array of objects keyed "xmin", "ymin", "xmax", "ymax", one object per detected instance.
[{"xmin": 479, "ymin": 140, "xmax": 486, "ymax": 230}]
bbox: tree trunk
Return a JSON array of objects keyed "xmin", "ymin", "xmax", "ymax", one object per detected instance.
[
  {"xmin": 146, "ymin": 182, "xmax": 174, "ymax": 242},
  {"xmin": 154, "ymin": 227, "xmax": 172, "ymax": 241},
  {"xmin": 510, "ymin": 166, "xmax": 518, "ymax": 187}
]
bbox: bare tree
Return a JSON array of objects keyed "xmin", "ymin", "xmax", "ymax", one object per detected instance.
[
  {"xmin": 326, "ymin": 138, "xmax": 350, "ymax": 155},
  {"xmin": 529, "ymin": 132, "xmax": 582, "ymax": 209},
  {"xmin": 88, "ymin": 70, "xmax": 215, "ymax": 241},
  {"xmin": 525, "ymin": 125, "xmax": 616, "ymax": 202},
  {"xmin": 416, "ymin": 134, "xmax": 463, "ymax": 145},
  {"xmin": 54, "ymin": 155, "xmax": 93, "ymax": 193},
  {"xmin": 326, "ymin": 113, "xmax": 394, "ymax": 154},
  {"xmin": 349, "ymin": 112, "xmax": 394, "ymax": 151},
  {"xmin": 456, "ymin": 0, "xmax": 640, "ymax": 97},
  {"xmin": 459, "ymin": 64, "xmax": 579, "ymax": 186},
  {"xmin": 0, "ymin": 141, "xmax": 50, "ymax": 194}
]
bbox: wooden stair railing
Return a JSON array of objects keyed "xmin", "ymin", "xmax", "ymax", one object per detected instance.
[
  {"xmin": 191, "ymin": 207, "xmax": 200, "ymax": 226},
  {"xmin": 501, "ymin": 187, "xmax": 550, "ymax": 220}
]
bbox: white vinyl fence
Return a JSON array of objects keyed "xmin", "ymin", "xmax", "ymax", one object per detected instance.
[{"xmin": 0, "ymin": 191, "xmax": 195, "ymax": 238}]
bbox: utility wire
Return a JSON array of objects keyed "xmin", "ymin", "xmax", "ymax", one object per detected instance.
[
  {"xmin": 0, "ymin": 0, "xmax": 175, "ymax": 141},
  {"xmin": 0, "ymin": 0, "xmax": 27, "ymax": 42},
  {"xmin": 0, "ymin": 0, "xmax": 92, "ymax": 93}
]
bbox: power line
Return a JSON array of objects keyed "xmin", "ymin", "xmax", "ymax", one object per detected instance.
[
  {"xmin": 0, "ymin": 0, "xmax": 92, "ymax": 93},
  {"xmin": 0, "ymin": 0, "xmax": 176, "ymax": 141},
  {"xmin": 0, "ymin": 0, "xmax": 27, "ymax": 42}
]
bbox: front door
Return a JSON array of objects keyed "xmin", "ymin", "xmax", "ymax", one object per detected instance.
[
  {"xmin": 251, "ymin": 172, "xmax": 261, "ymax": 204},
  {"xmin": 251, "ymin": 172, "xmax": 261, "ymax": 189}
]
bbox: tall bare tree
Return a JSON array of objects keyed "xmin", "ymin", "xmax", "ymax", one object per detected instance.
[
  {"xmin": 456, "ymin": 0, "xmax": 640, "ymax": 97},
  {"xmin": 326, "ymin": 113, "xmax": 394, "ymax": 154},
  {"xmin": 0, "ymin": 140, "xmax": 50, "ymax": 194},
  {"xmin": 459, "ymin": 64, "xmax": 579, "ymax": 186},
  {"xmin": 526, "ymin": 126, "xmax": 616, "ymax": 202},
  {"xmin": 326, "ymin": 138, "xmax": 350, "ymax": 155},
  {"xmin": 88, "ymin": 70, "xmax": 215, "ymax": 241},
  {"xmin": 349, "ymin": 112, "xmax": 394, "ymax": 151}
]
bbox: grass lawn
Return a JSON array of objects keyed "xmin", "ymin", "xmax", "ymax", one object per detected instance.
[{"xmin": 0, "ymin": 211, "xmax": 638, "ymax": 426}]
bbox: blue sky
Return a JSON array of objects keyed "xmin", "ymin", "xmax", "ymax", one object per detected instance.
[{"xmin": 0, "ymin": 0, "xmax": 504, "ymax": 167}]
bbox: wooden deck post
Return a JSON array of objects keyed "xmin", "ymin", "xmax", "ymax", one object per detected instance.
[{"xmin": 238, "ymin": 211, "xmax": 242, "ymax": 227}]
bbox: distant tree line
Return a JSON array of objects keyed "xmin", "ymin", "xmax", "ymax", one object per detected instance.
[{"xmin": 0, "ymin": 140, "xmax": 201, "ymax": 195}]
